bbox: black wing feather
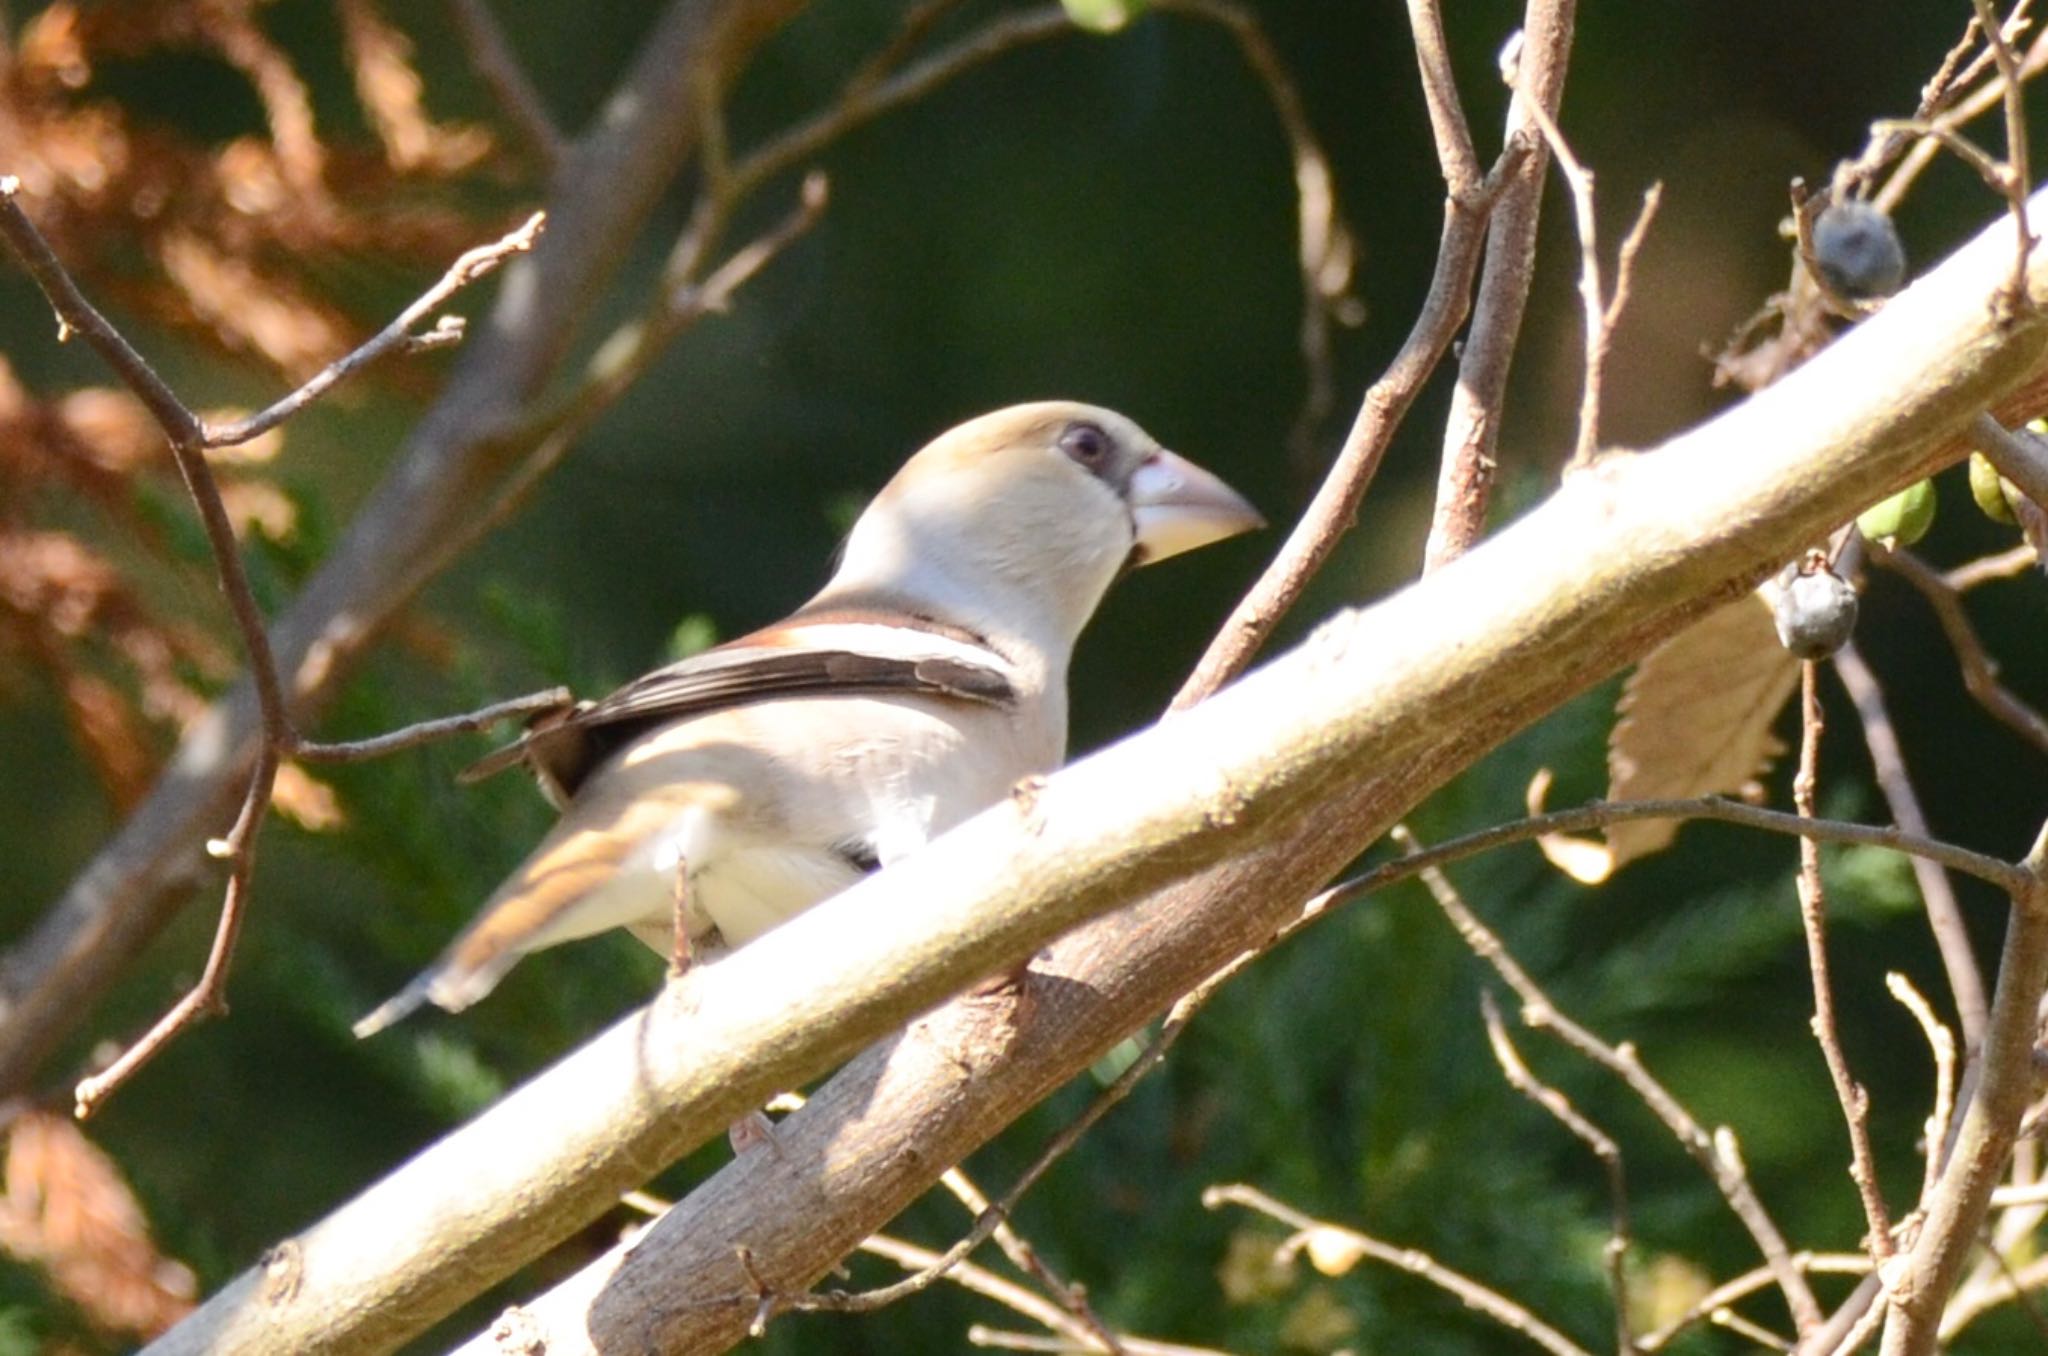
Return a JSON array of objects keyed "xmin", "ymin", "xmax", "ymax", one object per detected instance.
[{"xmin": 458, "ymin": 643, "xmax": 1016, "ymax": 802}]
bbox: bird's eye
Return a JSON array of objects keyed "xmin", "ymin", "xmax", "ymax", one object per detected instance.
[{"xmin": 1059, "ymin": 421, "xmax": 1111, "ymax": 468}]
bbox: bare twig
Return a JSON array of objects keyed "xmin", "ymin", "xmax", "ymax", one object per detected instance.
[
  {"xmin": 1794, "ymin": 664, "xmax": 1896, "ymax": 1262},
  {"xmin": 936, "ymin": 1168, "xmax": 1124, "ymax": 1355},
  {"xmin": 1205, "ymin": 1184, "xmax": 1597, "ymax": 1356},
  {"xmin": 1714, "ymin": 1306, "xmax": 1793, "ymax": 1350},
  {"xmin": 1402, "ymin": 0, "xmax": 1483, "ymax": 195},
  {"xmin": 965, "ymin": 1326, "xmax": 1233, "ymax": 1356},
  {"xmin": 202, "ymin": 212, "xmax": 547, "ymax": 447},
  {"xmin": 294, "ymin": 686, "xmax": 572, "ymax": 763},
  {"xmin": 70, "ymin": 752, "xmax": 273, "ymax": 1120},
  {"xmin": 1480, "ymin": 991, "xmax": 1634, "ymax": 1353},
  {"xmin": 1171, "ymin": 68, "xmax": 1525, "ymax": 707},
  {"xmin": 1970, "ymin": 410, "xmax": 2048, "ymax": 508},
  {"xmin": 1971, "ymin": 0, "xmax": 2037, "ymax": 310},
  {"xmin": 1944, "ymin": 542, "xmax": 2039, "ymax": 590},
  {"xmin": 1940, "ymin": 1250, "xmax": 2048, "ymax": 1337},
  {"xmin": 1389, "ymin": 825, "xmax": 1824, "ymax": 1332},
  {"xmin": 844, "ymin": 0, "xmax": 965, "ymax": 94},
  {"xmin": 860, "ymin": 1235, "xmax": 1231, "ymax": 1356},
  {"xmin": 1878, "ymin": 822, "xmax": 2048, "ymax": 1355},
  {"xmin": 1873, "ymin": 545, "xmax": 2048, "ymax": 755},
  {"xmin": 765, "ymin": 954, "xmax": 1254, "ymax": 1331},
  {"xmin": 0, "ymin": 178, "xmax": 546, "ymax": 1116},
  {"xmin": 446, "ymin": 0, "xmax": 566, "ymax": 172},
  {"xmin": 1875, "ymin": 26, "xmax": 2048, "ymax": 214},
  {"xmin": 1832, "ymin": 642, "xmax": 1988, "ymax": 1051},
  {"xmin": 1637, "ymin": 1254, "xmax": 1873, "ymax": 1354},
  {"xmin": 1424, "ymin": 0, "xmax": 1578, "ymax": 572},
  {"xmin": 1323, "ymin": 796, "xmax": 2032, "ymax": 908},
  {"xmin": 1513, "ymin": 79, "xmax": 1661, "ymax": 469},
  {"xmin": 1885, "ymin": 973, "xmax": 1958, "ymax": 1207}
]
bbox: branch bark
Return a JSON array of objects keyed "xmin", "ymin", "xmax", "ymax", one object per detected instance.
[
  {"xmin": 1424, "ymin": 0, "xmax": 1576, "ymax": 572},
  {"xmin": 143, "ymin": 182, "xmax": 2048, "ymax": 1356},
  {"xmin": 0, "ymin": 0, "xmax": 808, "ymax": 1101}
]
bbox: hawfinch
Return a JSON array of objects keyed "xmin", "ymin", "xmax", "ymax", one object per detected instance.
[{"xmin": 354, "ymin": 402, "xmax": 1261, "ymax": 1036}]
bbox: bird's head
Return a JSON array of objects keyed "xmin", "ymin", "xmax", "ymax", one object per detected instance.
[{"xmin": 825, "ymin": 401, "xmax": 1263, "ymax": 655}]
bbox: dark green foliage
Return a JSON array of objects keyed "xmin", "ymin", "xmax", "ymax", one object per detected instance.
[{"xmin": 4, "ymin": 1, "xmax": 2046, "ymax": 1353}]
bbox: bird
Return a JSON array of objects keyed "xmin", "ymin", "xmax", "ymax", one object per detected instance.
[{"xmin": 354, "ymin": 401, "xmax": 1262, "ymax": 1038}]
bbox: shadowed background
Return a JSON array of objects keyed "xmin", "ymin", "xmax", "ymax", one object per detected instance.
[{"xmin": 1, "ymin": 1, "xmax": 2043, "ymax": 1351}]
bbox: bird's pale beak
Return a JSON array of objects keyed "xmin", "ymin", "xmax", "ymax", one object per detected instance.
[{"xmin": 1128, "ymin": 450, "xmax": 1265, "ymax": 564}]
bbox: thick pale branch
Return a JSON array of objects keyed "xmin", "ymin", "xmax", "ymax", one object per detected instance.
[{"xmin": 136, "ymin": 185, "xmax": 2048, "ymax": 1356}]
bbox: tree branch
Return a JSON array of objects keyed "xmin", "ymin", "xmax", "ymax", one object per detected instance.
[
  {"xmin": 1171, "ymin": 94, "xmax": 1523, "ymax": 707},
  {"xmin": 1879, "ymin": 823, "xmax": 2048, "ymax": 1354},
  {"xmin": 1424, "ymin": 0, "xmax": 1577, "ymax": 572},
  {"xmin": 128, "ymin": 183, "xmax": 2048, "ymax": 1356},
  {"xmin": 1793, "ymin": 663, "xmax": 1896, "ymax": 1264}
]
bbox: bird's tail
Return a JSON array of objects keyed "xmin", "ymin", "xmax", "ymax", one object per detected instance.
[{"xmin": 352, "ymin": 950, "xmax": 517, "ymax": 1038}]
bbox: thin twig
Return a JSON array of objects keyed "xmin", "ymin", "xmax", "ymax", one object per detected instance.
[
  {"xmin": 446, "ymin": 0, "xmax": 566, "ymax": 173},
  {"xmin": 1204, "ymin": 1184, "xmax": 1597, "ymax": 1356},
  {"xmin": 1479, "ymin": 990, "xmax": 1634, "ymax": 1354},
  {"xmin": 862, "ymin": 1234, "xmax": 1232, "ymax": 1356},
  {"xmin": 1322, "ymin": 796, "xmax": 2032, "ymax": 908},
  {"xmin": 1402, "ymin": 0, "xmax": 1483, "ymax": 195},
  {"xmin": 1873, "ymin": 118, "xmax": 2014, "ymax": 202},
  {"xmin": 1833, "ymin": 641, "xmax": 1987, "ymax": 1050},
  {"xmin": 766, "ymin": 953, "xmax": 1256, "ymax": 1329},
  {"xmin": 1714, "ymin": 1306, "xmax": 1792, "ymax": 1351},
  {"xmin": 1424, "ymin": 0, "xmax": 1578, "ymax": 572},
  {"xmin": 964, "ymin": 1326, "xmax": 1234, "ymax": 1356},
  {"xmin": 1944, "ymin": 543, "xmax": 2039, "ymax": 590},
  {"xmin": 1877, "ymin": 821, "xmax": 2048, "ymax": 1354},
  {"xmin": 1873, "ymin": 546, "xmax": 2048, "ymax": 755},
  {"xmin": 1513, "ymin": 77, "xmax": 1661, "ymax": 469},
  {"xmin": 1941, "ymin": 1250, "xmax": 2048, "ymax": 1337},
  {"xmin": 203, "ymin": 213, "xmax": 547, "ymax": 447},
  {"xmin": 295, "ymin": 686, "xmax": 572, "ymax": 763},
  {"xmin": 1970, "ymin": 411, "xmax": 2048, "ymax": 510},
  {"xmin": 1884, "ymin": 973, "xmax": 1958, "ymax": 1208},
  {"xmin": 1171, "ymin": 123, "xmax": 1525, "ymax": 705},
  {"xmin": 0, "ymin": 179, "xmax": 550, "ymax": 1115},
  {"xmin": 937, "ymin": 1168, "xmax": 1124, "ymax": 1355},
  {"xmin": 1388, "ymin": 825, "xmax": 1825, "ymax": 1333},
  {"xmin": 1875, "ymin": 25, "xmax": 2048, "ymax": 214},
  {"xmin": 1637, "ymin": 1255, "xmax": 1873, "ymax": 1354},
  {"xmin": 1794, "ymin": 664, "xmax": 1896, "ymax": 1262},
  {"xmin": 71, "ymin": 751, "xmax": 274, "ymax": 1119},
  {"xmin": 1971, "ymin": 0, "xmax": 2037, "ymax": 311},
  {"xmin": 845, "ymin": 0, "xmax": 965, "ymax": 94}
]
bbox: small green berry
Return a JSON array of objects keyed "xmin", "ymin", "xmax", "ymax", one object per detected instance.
[{"xmin": 1856, "ymin": 479, "xmax": 1935, "ymax": 548}]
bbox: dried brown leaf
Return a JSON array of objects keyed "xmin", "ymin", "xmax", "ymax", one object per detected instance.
[
  {"xmin": 272, "ymin": 761, "xmax": 346, "ymax": 831},
  {"xmin": 339, "ymin": 0, "xmax": 491, "ymax": 174},
  {"xmin": 215, "ymin": 477, "xmax": 296, "ymax": 541},
  {"xmin": 52, "ymin": 661, "xmax": 156, "ymax": 810},
  {"xmin": 1604, "ymin": 591, "xmax": 1800, "ymax": 864},
  {"xmin": 0, "ymin": 532, "xmax": 122, "ymax": 637},
  {"xmin": 0, "ymin": 1112, "xmax": 196, "ymax": 1339},
  {"xmin": 157, "ymin": 229, "xmax": 350, "ymax": 377},
  {"xmin": 58, "ymin": 387, "xmax": 163, "ymax": 474}
]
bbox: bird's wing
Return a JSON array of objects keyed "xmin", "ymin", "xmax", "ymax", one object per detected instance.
[{"xmin": 459, "ymin": 613, "xmax": 1017, "ymax": 799}]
